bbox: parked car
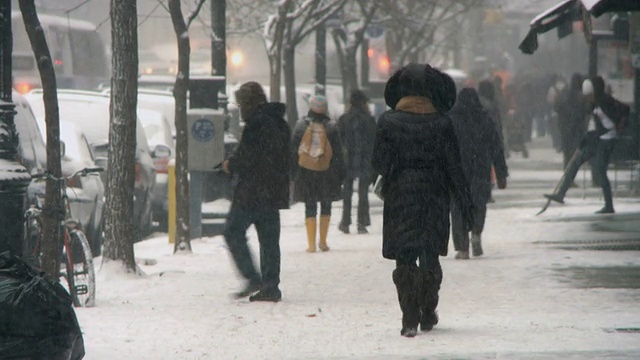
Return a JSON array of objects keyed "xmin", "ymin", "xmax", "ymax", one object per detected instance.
[
  {"xmin": 12, "ymin": 92, "xmax": 47, "ymax": 213},
  {"xmin": 23, "ymin": 90, "xmax": 156, "ymax": 240},
  {"xmin": 137, "ymin": 108, "xmax": 174, "ymax": 231},
  {"xmin": 33, "ymin": 118, "xmax": 106, "ymax": 255}
]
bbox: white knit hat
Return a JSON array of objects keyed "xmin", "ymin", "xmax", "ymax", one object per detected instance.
[{"xmin": 582, "ymin": 79, "xmax": 594, "ymax": 95}]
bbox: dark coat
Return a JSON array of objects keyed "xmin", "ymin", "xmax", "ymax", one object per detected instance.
[
  {"xmin": 448, "ymin": 88, "xmax": 509, "ymax": 206},
  {"xmin": 291, "ymin": 114, "xmax": 346, "ymax": 203},
  {"xmin": 372, "ymin": 108, "xmax": 473, "ymax": 260},
  {"xmin": 227, "ymin": 102, "xmax": 291, "ymax": 210},
  {"xmin": 337, "ymin": 107, "xmax": 376, "ymax": 180},
  {"xmin": 555, "ymin": 87, "xmax": 588, "ymax": 151}
]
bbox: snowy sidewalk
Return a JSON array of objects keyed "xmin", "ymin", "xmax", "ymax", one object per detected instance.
[{"xmin": 76, "ymin": 140, "xmax": 640, "ymax": 359}]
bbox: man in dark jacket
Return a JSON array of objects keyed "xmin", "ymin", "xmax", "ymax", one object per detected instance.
[
  {"xmin": 545, "ymin": 76, "xmax": 629, "ymax": 214},
  {"xmin": 337, "ymin": 89, "xmax": 376, "ymax": 234},
  {"xmin": 223, "ymin": 81, "xmax": 291, "ymax": 302}
]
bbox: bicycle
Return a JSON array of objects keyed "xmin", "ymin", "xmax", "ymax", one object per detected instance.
[{"xmin": 23, "ymin": 167, "xmax": 103, "ymax": 307}]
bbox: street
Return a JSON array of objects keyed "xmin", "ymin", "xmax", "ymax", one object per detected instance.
[{"xmin": 76, "ymin": 137, "xmax": 640, "ymax": 359}]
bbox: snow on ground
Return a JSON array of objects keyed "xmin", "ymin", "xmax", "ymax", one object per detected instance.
[{"xmin": 76, "ymin": 141, "xmax": 640, "ymax": 359}]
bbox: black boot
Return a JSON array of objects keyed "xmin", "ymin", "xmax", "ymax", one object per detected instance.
[
  {"xmin": 392, "ymin": 265, "xmax": 421, "ymax": 337},
  {"xmin": 233, "ymin": 278, "xmax": 262, "ymax": 299},
  {"xmin": 249, "ymin": 286, "xmax": 282, "ymax": 302},
  {"xmin": 419, "ymin": 269, "xmax": 441, "ymax": 332}
]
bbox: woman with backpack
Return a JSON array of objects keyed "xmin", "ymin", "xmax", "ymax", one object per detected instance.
[{"xmin": 292, "ymin": 95, "xmax": 346, "ymax": 253}]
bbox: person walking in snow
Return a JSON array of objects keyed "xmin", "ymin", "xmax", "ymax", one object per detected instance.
[
  {"xmin": 337, "ymin": 89, "xmax": 376, "ymax": 235},
  {"xmin": 222, "ymin": 81, "xmax": 291, "ymax": 302},
  {"xmin": 372, "ymin": 64, "xmax": 474, "ymax": 337},
  {"xmin": 291, "ymin": 95, "xmax": 346, "ymax": 253},
  {"xmin": 544, "ymin": 76, "xmax": 629, "ymax": 214},
  {"xmin": 554, "ymin": 73, "xmax": 589, "ymax": 170},
  {"xmin": 448, "ymin": 88, "xmax": 509, "ymax": 260}
]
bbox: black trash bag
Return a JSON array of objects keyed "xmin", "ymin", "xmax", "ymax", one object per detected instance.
[{"xmin": 0, "ymin": 251, "xmax": 85, "ymax": 360}]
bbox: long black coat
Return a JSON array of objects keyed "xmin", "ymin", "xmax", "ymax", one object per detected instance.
[
  {"xmin": 291, "ymin": 114, "xmax": 346, "ymax": 203},
  {"xmin": 372, "ymin": 110, "xmax": 473, "ymax": 259},
  {"xmin": 227, "ymin": 102, "xmax": 291, "ymax": 210},
  {"xmin": 337, "ymin": 107, "xmax": 376, "ymax": 180},
  {"xmin": 448, "ymin": 89, "xmax": 509, "ymax": 206}
]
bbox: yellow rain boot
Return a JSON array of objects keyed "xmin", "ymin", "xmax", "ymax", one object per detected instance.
[
  {"xmin": 305, "ymin": 217, "xmax": 317, "ymax": 253},
  {"xmin": 319, "ymin": 215, "xmax": 331, "ymax": 252}
]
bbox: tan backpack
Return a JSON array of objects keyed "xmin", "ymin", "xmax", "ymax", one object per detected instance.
[{"xmin": 298, "ymin": 122, "xmax": 333, "ymax": 171}]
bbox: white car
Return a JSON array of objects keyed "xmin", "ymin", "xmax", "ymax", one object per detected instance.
[{"xmin": 24, "ymin": 90, "xmax": 157, "ymax": 240}]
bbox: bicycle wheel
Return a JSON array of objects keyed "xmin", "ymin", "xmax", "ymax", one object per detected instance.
[{"xmin": 64, "ymin": 228, "xmax": 96, "ymax": 307}]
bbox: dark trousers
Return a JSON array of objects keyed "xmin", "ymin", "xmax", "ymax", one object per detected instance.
[
  {"xmin": 224, "ymin": 206, "xmax": 281, "ymax": 289},
  {"xmin": 557, "ymin": 139, "xmax": 615, "ymax": 208},
  {"xmin": 305, "ymin": 201, "xmax": 331, "ymax": 218},
  {"xmin": 451, "ymin": 199, "xmax": 487, "ymax": 251},
  {"xmin": 341, "ymin": 176, "xmax": 371, "ymax": 227}
]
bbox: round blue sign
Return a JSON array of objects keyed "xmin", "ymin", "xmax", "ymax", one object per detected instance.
[{"xmin": 191, "ymin": 118, "xmax": 215, "ymax": 142}]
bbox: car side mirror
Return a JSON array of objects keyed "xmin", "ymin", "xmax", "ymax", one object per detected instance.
[
  {"xmin": 152, "ymin": 144, "xmax": 171, "ymax": 158},
  {"xmin": 94, "ymin": 156, "xmax": 108, "ymax": 170},
  {"xmin": 91, "ymin": 140, "xmax": 109, "ymax": 157}
]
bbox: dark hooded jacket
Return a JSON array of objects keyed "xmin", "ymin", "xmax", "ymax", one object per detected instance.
[
  {"xmin": 373, "ymin": 64, "xmax": 473, "ymax": 260},
  {"xmin": 591, "ymin": 76, "xmax": 630, "ymax": 135},
  {"xmin": 448, "ymin": 88, "xmax": 508, "ymax": 206},
  {"xmin": 291, "ymin": 111, "xmax": 346, "ymax": 203},
  {"xmin": 555, "ymin": 74, "xmax": 588, "ymax": 152},
  {"xmin": 337, "ymin": 106, "xmax": 376, "ymax": 180},
  {"xmin": 227, "ymin": 102, "xmax": 291, "ymax": 209}
]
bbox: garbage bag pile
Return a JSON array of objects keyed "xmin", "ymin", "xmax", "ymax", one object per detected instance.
[{"xmin": 0, "ymin": 251, "xmax": 85, "ymax": 360}]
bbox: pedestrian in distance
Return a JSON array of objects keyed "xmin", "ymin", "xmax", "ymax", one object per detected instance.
[
  {"xmin": 291, "ymin": 95, "xmax": 346, "ymax": 253},
  {"xmin": 337, "ymin": 89, "xmax": 377, "ymax": 235},
  {"xmin": 448, "ymin": 88, "xmax": 509, "ymax": 260},
  {"xmin": 544, "ymin": 76, "xmax": 629, "ymax": 214},
  {"xmin": 372, "ymin": 63, "xmax": 474, "ymax": 337},
  {"xmin": 554, "ymin": 73, "xmax": 589, "ymax": 171},
  {"xmin": 222, "ymin": 81, "xmax": 291, "ymax": 302}
]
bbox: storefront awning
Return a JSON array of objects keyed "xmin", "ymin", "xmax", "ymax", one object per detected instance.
[
  {"xmin": 580, "ymin": 0, "xmax": 640, "ymax": 18},
  {"xmin": 519, "ymin": 0, "xmax": 580, "ymax": 54}
]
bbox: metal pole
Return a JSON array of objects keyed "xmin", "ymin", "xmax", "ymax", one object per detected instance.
[
  {"xmin": 315, "ymin": 25, "xmax": 326, "ymax": 96},
  {"xmin": 361, "ymin": 38, "xmax": 370, "ymax": 90},
  {"xmin": 189, "ymin": 171, "xmax": 203, "ymax": 240},
  {"xmin": 588, "ymin": 40, "xmax": 598, "ymax": 77},
  {"xmin": 0, "ymin": 2, "xmax": 31, "ymax": 255}
]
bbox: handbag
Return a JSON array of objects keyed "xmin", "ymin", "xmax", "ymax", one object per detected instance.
[{"xmin": 373, "ymin": 175, "xmax": 384, "ymax": 201}]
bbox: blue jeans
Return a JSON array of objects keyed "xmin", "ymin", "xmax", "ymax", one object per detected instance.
[{"xmin": 224, "ymin": 206, "xmax": 281, "ymax": 289}]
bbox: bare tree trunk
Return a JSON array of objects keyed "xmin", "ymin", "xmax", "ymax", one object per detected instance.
[
  {"xmin": 19, "ymin": 0, "xmax": 62, "ymax": 281},
  {"xmin": 267, "ymin": 0, "xmax": 291, "ymax": 102},
  {"xmin": 343, "ymin": 46, "xmax": 359, "ymax": 102},
  {"xmin": 283, "ymin": 45, "xmax": 298, "ymax": 127},
  {"xmin": 168, "ymin": 0, "xmax": 192, "ymax": 253},
  {"xmin": 103, "ymin": 0, "xmax": 138, "ymax": 272}
]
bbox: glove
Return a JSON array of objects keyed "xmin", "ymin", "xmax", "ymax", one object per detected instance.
[{"xmin": 497, "ymin": 177, "xmax": 507, "ymax": 189}]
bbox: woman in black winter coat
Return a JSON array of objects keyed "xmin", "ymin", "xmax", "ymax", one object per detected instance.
[
  {"xmin": 372, "ymin": 64, "xmax": 474, "ymax": 337},
  {"xmin": 448, "ymin": 88, "xmax": 508, "ymax": 260},
  {"xmin": 292, "ymin": 95, "xmax": 346, "ymax": 253}
]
